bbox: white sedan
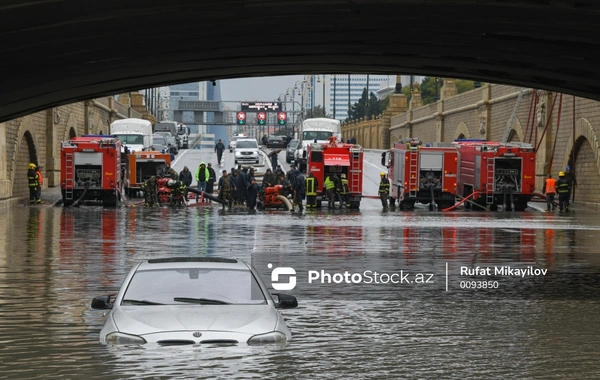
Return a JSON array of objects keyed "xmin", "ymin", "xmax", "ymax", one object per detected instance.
[{"xmin": 91, "ymin": 257, "xmax": 298, "ymax": 345}]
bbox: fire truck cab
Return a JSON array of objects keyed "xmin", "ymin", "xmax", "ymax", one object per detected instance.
[
  {"xmin": 123, "ymin": 151, "xmax": 172, "ymax": 197},
  {"xmin": 307, "ymin": 136, "xmax": 363, "ymax": 209},
  {"xmin": 60, "ymin": 135, "xmax": 122, "ymax": 207},
  {"xmin": 455, "ymin": 140, "xmax": 536, "ymax": 211},
  {"xmin": 381, "ymin": 138, "xmax": 458, "ymax": 211}
]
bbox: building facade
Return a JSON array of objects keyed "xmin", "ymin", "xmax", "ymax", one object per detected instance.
[{"xmin": 328, "ymin": 75, "xmax": 393, "ymax": 121}]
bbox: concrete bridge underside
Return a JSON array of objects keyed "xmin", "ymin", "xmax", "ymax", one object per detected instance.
[{"xmin": 3, "ymin": 1, "xmax": 600, "ymax": 123}]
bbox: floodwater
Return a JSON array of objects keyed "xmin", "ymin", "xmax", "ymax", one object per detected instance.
[
  {"xmin": 1, "ymin": 197, "xmax": 600, "ymax": 379},
  {"xmin": 2, "ymin": 148, "xmax": 600, "ymax": 379}
]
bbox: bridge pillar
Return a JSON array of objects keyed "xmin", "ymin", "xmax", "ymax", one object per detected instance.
[
  {"xmin": 46, "ymin": 109, "xmax": 61, "ymax": 187},
  {"xmin": 0, "ymin": 122, "xmax": 11, "ymax": 198},
  {"xmin": 534, "ymin": 91, "xmax": 553, "ymax": 191}
]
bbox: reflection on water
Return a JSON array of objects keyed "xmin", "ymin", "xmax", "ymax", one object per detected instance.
[{"xmin": 0, "ymin": 203, "xmax": 599, "ymax": 378}]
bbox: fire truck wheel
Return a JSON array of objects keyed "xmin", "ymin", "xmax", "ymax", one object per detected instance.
[
  {"xmin": 514, "ymin": 199, "xmax": 528, "ymax": 211},
  {"xmin": 399, "ymin": 200, "xmax": 415, "ymax": 211}
]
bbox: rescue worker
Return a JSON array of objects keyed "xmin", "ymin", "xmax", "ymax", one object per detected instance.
[
  {"xmin": 542, "ymin": 173, "xmax": 557, "ymax": 212},
  {"xmin": 268, "ymin": 149, "xmax": 281, "ymax": 170},
  {"xmin": 293, "ymin": 173, "xmax": 306, "ymax": 211},
  {"xmin": 324, "ymin": 174, "xmax": 336, "ymax": 209},
  {"xmin": 27, "ymin": 163, "xmax": 41, "ymax": 204},
  {"xmin": 195, "ymin": 162, "xmax": 209, "ymax": 202},
  {"xmin": 262, "ymin": 168, "xmax": 276, "ymax": 188},
  {"xmin": 340, "ymin": 173, "xmax": 351, "ymax": 208},
  {"xmin": 379, "ymin": 171, "xmax": 390, "ymax": 211},
  {"xmin": 564, "ymin": 165, "xmax": 577, "ymax": 202},
  {"xmin": 237, "ymin": 167, "xmax": 248, "ymax": 205},
  {"xmin": 168, "ymin": 168, "xmax": 179, "ymax": 181},
  {"xmin": 206, "ymin": 163, "xmax": 216, "ymax": 202},
  {"xmin": 159, "ymin": 162, "xmax": 172, "ymax": 178},
  {"xmin": 166, "ymin": 179, "xmax": 187, "ymax": 206},
  {"xmin": 179, "ymin": 166, "xmax": 193, "ymax": 199},
  {"xmin": 332, "ymin": 174, "xmax": 343, "ymax": 206},
  {"xmin": 246, "ymin": 168, "xmax": 259, "ymax": 210},
  {"xmin": 142, "ymin": 176, "xmax": 158, "ymax": 207},
  {"xmin": 556, "ymin": 171, "xmax": 571, "ymax": 212},
  {"xmin": 286, "ymin": 164, "xmax": 300, "ymax": 185},
  {"xmin": 305, "ymin": 172, "xmax": 318, "ymax": 209},
  {"xmin": 35, "ymin": 165, "xmax": 43, "ymax": 202},
  {"xmin": 214, "ymin": 139, "xmax": 226, "ymax": 165},
  {"xmin": 218, "ymin": 170, "xmax": 235, "ymax": 209}
]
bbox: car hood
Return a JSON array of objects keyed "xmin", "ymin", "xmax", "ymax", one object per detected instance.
[
  {"xmin": 112, "ymin": 304, "xmax": 278, "ymax": 336},
  {"xmin": 235, "ymin": 148, "xmax": 258, "ymax": 153}
]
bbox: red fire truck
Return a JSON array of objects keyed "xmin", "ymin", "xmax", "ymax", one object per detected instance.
[
  {"xmin": 60, "ymin": 135, "xmax": 122, "ymax": 207},
  {"xmin": 381, "ymin": 138, "xmax": 458, "ymax": 210},
  {"xmin": 455, "ymin": 140, "xmax": 536, "ymax": 211},
  {"xmin": 123, "ymin": 151, "xmax": 171, "ymax": 197},
  {"xmin": 306, "ymin": 136, "xmax": 363, "ymax": 208}
]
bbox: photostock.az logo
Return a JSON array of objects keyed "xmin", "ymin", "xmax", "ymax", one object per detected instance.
[{"xmin": 268, "ymin": 263, "xmax": 296, "ymax": 290}]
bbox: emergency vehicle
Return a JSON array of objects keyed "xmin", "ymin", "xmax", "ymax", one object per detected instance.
[
  {"xmin": 123, "ymin": 151, "xmax": 171, "ymax": 197},
  {"xmin": 306, "ymin": 136, "xmax": 363, "ymax": 208},
  {"xmin": 455, "ymin": 140, "xmax": 536, "ymax": 211},
  {"xmin": 381, "ymin": 138, "xmax": 458, "ymax": 210},
  {"xmin": 60, "ymin": 135, "xmax": 122, "ymax": 207}
]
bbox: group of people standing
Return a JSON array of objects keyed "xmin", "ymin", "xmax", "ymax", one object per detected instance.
[
  {"xmin": 216, "ymin": 166, "xmax": 260, "ymax": 210},
  {"xmin": 543, "ymin": 166, "xmax": 577, "ymax": 212}
]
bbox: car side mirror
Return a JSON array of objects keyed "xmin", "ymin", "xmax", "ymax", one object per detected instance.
[
  {"xmin": 272, "ymin": 293, "xmax": 298, "ymax": 309},
  {"xmin": 91, "ymin": 295, "xmax": 114, "ymax": 310},
  {"xmin": 381, "ymin": 151, "xmax": 388, "ymax": 167}
]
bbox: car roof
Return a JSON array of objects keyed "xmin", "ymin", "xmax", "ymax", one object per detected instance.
[{"xmin": 137, "ymin": 257, "xmax": 250, "ymax": 271}]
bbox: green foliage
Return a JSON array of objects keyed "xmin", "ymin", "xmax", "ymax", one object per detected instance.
[
  {"xmin": 420, "ymin": 77, "xmax": 443, "ymax": 105},
  {"xmin": 304, "ymin": 105, "xmax": 330, "ymax": 119},
  {"xmin": 345, "ymin": 88, "xmax": 383, "ymax": 122}
]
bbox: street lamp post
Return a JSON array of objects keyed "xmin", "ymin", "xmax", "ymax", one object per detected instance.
[{"xmin": 317, "ymin": 75, "xmax": 326, "ymax": 116}]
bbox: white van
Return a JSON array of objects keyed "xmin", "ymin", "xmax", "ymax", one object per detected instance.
[{"xmin": 295, "ymin": 118, "xmax": 341, "ymax": 171}]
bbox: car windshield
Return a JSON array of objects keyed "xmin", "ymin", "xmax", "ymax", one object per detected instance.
[
  {"xmin": 153, "ymin": 136, "xmax": 166, "ymax": 145},
  {"xmin": 303, "ymin": 131, "xmax": 333, "ymax": 141},
  {"xmin": 122, "ymin": 268, "xmax": 266, "ymax": 305},
  {"xmin": 166, "ymin": 138, "xmax": 175, "ymax": 144},
  {"xmin": 114, "ymin": 134, "xmax": 143, "ymax": 144},
  {"xmin": 288, "ymin": 140, "xmax": 298, "ymax": 149},
  {"xmin": 157, "ymin": 132, "xmax": 171, "ymax": 138},
  {"xmin": 237, "ymin": 140, "xmax": 258, "ymax": 149}
]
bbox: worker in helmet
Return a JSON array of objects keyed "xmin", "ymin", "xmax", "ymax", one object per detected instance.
[
  {"xmin": 324, "ymin": 174, "xmax": 336, "ymax": 209},
  {"xmin": 305, "ymin": 172, "xmax": 318, "ymax": 209},
  {"xmin": 379, "ymin": 171, "xmax": 390, "ymax": 211},
  {"xmin": 564, "ymin": 165, "xmax": 577, "ymax": 202},
  {"xmin": 27, "ymin": 163, "xmax": 41, "ymax": 204},
  {"xmin": 35, "ymin": 165, "xmax": 44, "ymax": 202},
  {"xmin": 556, "ymin": 171, "xmax": 571, "ymax": 212},
  {"xmin": 339, "ymin": 173, "xmax": 351, "ymax": 208},
  {"xmin": 142, "ymin": 176, "xmax": 158, "ymax": 207},
  {"xmin": 542, "ymin": 173, "xmax": 557, "ymax": 212}
]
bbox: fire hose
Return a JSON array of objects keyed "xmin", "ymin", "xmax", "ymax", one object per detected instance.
[{"xmin": 441, "ymin": 191, "xmax": 481, "ymax": 212}]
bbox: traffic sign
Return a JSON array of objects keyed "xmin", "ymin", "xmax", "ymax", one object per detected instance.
[
  {"xmin": 277, "ymin": 112, "xmax": 287, "ymax": 125},
  {"xmin": 237, "ymin": 111, "xmax": 246, "ymax": 125},
  {"xmin": 257, "ymin": 111, "xmax": 267, "ymax": 125}
]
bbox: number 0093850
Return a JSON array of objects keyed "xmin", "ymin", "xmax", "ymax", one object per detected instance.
[{"xmin": 460, "ymin": 281, "xmax": 499, "ymax": 289}]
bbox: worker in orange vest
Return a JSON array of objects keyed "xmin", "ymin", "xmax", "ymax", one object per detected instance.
[
  {"xmin": 35, "ymin": 165, "xmax": 44, "ymax": 204},
  {"xmin": 542, "ymin": 173, "xmax": 556, "ymax": 212}
]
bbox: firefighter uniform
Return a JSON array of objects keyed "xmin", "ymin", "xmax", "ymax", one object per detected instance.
[
  {"xmin": 305, "ymin": 174, "xmax": 318, "ymax": 208},
  {"xmin": 142, "ymin": 176, "xmax": 158, "ymax": 207},
  {"xmin": 218, "ymin": 171, "xmax": 234, "ymax": 209},
  {"xmin": 340, "ymin": 174, "xmax": 350, "ymax": 208},
  {"xmin": 324, "ymin": 175, "xmax": 336, "ymax": 209},
  {"xmin": 379, "ymin": 172, "xmax": 390, "ymax": 210},
  {"xmin": 556, "ymin": 172, "xmax": 571, "ymax": 212},
  {"xmin": 27, "ymin": 163, "xmax": 41, "ymax": 204}
]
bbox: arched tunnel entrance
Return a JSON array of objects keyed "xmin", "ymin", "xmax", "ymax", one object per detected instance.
[{"xmin": 13, "ymin": 131, "xmax": 38, "ymax": 199}]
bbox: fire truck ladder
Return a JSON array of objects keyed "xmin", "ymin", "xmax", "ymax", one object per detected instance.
[
  {"xmin": 350, "ymin": 148, "xmax": 361, "ymax": 193},
  {"xmin": 64, "ymin": 152, "xmax": 74, "ymax": 200},
  {"xmin": 502, "ymin": 87, "xmax": 526, "ymax": 143},
  {"xmin": 485, "ymin": 157, "xmax": 495, "ymax": 205},
  {"xmin": 408, "ymin": 148, "xmax": 419, "ymax": 198}
]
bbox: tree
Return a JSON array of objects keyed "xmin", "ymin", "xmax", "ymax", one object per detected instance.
[
  {"xmin": 420, "ymin": 77, "xmax": 443, "ymax": 105},
  {"xmin": 305, "ymin": 105, "xmax": 330, "ymax": 119},
  {"xmin": 346, "ymin": 88, "xmax": 383, "ymax": 122}
]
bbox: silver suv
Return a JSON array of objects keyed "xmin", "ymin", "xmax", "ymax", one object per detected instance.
[{"xmin": 234, "ymin": 139, "xmax": 260, "ymax": 164}]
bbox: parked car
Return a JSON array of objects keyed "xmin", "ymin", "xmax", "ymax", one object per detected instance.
[
  {"xmin": 91, "ymin": 257, "xmax": 298, "ymax": 345},
  {"xmin": 266, "ymin": 136, "xmax": 286, "ymax": 149},
  {"xmin": 284, "ymin": 136, "xmax": 294, "ymax": 147},
  {"xmin": 286, "ymin": 139, "xmax": 299, "ymax": 163},
  {"xmin": 151, "ymin": 134, "xmax": 167, "ymax": 153},
  {"xmin": 234, "ymin": 138, "xmax": 260, "ymax": 165}
]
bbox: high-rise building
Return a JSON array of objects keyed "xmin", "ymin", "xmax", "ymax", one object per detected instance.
[{"xmin": 328, "ymin": 75, "xmax": 391, "ymax": 121}]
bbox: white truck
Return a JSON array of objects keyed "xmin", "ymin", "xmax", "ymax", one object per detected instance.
[
  {"xmin": 110, "ymin": 118, "xmax": 153, "ymax": 154},
  {"xmin": 294, "ymin": 118, "xmax": 341, "ymax": 172},
  {"xmin": 177, "ymin": 123, "xmax": 190, "ymax": 149}
]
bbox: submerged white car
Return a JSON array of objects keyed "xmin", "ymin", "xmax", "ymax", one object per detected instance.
[{"xmin": 91, "ymin": 257, "xmax": 298, "ymax": 346}]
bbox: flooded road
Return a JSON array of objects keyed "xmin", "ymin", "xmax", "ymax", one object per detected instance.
[{"xmin": 1, "ymin": 148, "xmax": 600, "ymax": 379}]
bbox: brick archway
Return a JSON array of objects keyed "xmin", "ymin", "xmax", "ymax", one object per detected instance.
[
  {"xmin": 11, "ymin": 128, "xmax": 37, "ymax": 199},
  {"xmin": 454, "ymin": 122, "xmax": 471, "ymax": 140},
  {"xmin": 562, "ymin": 118, "xmax": 600, "ymax": 176}
]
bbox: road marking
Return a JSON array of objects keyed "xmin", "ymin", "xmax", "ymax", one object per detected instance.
[{"xmin": 172, "ymin": 149, "xmax": 190, "ymax": 166}]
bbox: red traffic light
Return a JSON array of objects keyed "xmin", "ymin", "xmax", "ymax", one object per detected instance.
[
  {"xmin": 277, "ymin": 112, "xmax": 287, "ymax": 121},
  {"xmin": 237, "ymin": 111, "xmax": 246, "ymax": 121}
]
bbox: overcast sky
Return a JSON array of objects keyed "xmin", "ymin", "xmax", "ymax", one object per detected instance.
[{"xmin": 220, "ymin": 75, "xmax": 305, "ymax": 103}]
